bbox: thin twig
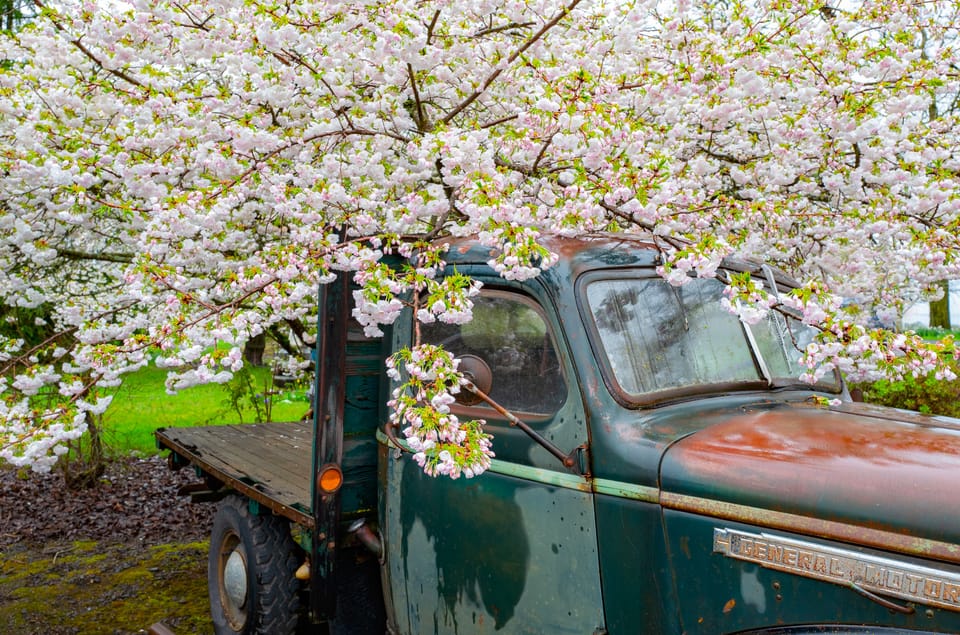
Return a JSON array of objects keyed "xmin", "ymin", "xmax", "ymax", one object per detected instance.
[
  {"xmin": 407, "ymin": 63, "xmax": 428, "ymax": 131},
  {"xmin": 442, "ymin": 0, "xmax": 583, "ymax": 124}
]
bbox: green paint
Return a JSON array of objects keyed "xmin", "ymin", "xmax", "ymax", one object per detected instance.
[
  {"xmin": 594, "ymin": 495, "xmax": 681, "ymax": 633},
  {"xmin": 396, "ymin": 454, "xmax": 530, "ymax": 632}
]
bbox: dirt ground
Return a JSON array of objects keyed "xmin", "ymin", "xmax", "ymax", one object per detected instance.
[{"xmin": 0, "ymin": 456, "xmax": 216, "ymax": 635}]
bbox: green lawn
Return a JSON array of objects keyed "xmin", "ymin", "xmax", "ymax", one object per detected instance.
[{"xmin": 101, "ymin": 364, "xmax": 310, "ymax": 456}]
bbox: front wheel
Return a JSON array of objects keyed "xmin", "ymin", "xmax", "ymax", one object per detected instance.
[{"xmin": 208, "ymin": 496, "xmax": 301, "ymax": 635}]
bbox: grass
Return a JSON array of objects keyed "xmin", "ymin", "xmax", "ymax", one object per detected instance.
[
  {"xmin": 912, "ymin": 326, "xmax": 960, "ymax": 340},
  {"xmin": 101, "ymin": 364, "xmax": 311, "ymax": 456}
]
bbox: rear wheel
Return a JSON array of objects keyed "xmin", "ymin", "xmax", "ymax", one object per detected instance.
[{"xmin": 209, "ymin": 496, "xmax": 301, "ymax": 635}]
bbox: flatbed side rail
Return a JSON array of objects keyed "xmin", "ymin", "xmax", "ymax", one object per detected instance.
[{"xmin": 155, "ymin": 422, "xmax": 315, "ymax": 530}]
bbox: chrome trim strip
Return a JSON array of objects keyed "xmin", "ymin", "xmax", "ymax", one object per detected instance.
[
  {"xmin": 664, "ymin": 492, "xmax": 960, "ymax": 566},
  {"xmin": 487, "ymin": 458, "xmax": 593, "ymax": 492},
  {"xmin": 593, "ymin": 478, "xmax": 659, "ymax": 503},
  {"xmin": 715, "ymin": 527, "xmax": 960, "ymax": 613}
]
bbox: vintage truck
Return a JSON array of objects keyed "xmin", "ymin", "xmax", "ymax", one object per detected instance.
[{"xmin": 156, "ymin": 234, "xmax": 960, "ymax": 635}]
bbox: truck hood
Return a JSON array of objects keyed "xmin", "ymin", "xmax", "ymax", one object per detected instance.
[{"xmin": 658, "ymin": 400, "xmax": 960, "ymax": 562}]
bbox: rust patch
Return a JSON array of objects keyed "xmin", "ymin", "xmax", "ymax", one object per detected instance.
[
  {"xmin": 545, "ymin": 233, "xmax": 654, "ymax": 261},
  {"xmin": 660, "ymin": 404, "xmax": 960, "ymax": 550},
  {"xmin": 722, "ymin": 598, "xmax": 736, "ymax": 613}
]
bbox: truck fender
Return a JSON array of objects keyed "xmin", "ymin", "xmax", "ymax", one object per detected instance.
[{"xmin": 734, "ymin": 626, "xmax": 941, "ymax": 635}]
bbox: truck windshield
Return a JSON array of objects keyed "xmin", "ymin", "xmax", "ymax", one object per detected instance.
[{"xmin": 584, "ymin": 275, "xmax": 840, "ymax": 401}]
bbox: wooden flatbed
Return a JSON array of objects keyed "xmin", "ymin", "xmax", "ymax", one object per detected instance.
[{"xmin": 156, "ymin": 421, "xmax": 315, "ymax": 528}]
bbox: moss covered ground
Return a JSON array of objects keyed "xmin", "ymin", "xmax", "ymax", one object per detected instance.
[{"xmin": 0, "ymin": 539, "xmax": 212, "ymax": 634}]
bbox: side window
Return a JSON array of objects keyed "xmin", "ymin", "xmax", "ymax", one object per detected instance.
[{"xmin": 421, "ymin": 290, "xmax": 566, "ymax": 416}]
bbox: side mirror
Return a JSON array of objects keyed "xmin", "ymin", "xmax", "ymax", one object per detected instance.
[{"xmin": 456, "ymin": 354, "xmax": 492, "ymax": 406}]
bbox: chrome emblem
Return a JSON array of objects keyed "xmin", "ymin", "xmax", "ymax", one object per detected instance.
[{"xmin": 714, "ymin": 528, "xmax": 960, "ymax": 612}]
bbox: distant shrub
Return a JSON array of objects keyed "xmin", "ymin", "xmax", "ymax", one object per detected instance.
[
  {"xmin": 852, "ymin": 372, "xmax": 960, "ymax": 418},
  {"xmin": 0, "ymin": 303, "xmax": 57, "ymax": 349}
]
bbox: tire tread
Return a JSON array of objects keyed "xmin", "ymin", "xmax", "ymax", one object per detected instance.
[{"xmin": 209, "ymin": 496, "xmax": 302, "ymax": 635}]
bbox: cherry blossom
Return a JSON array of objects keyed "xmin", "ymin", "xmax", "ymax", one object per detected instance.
[{"xmin": 2, "ymin": 0, "xmax": 960, "ymax": 474}]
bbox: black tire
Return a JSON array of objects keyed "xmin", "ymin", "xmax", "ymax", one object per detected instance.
[
  {"xmin": 328, "ymin": 548, "xmax": 386, "ymax": 635},
  {"xmin": 208, "ymin": 495, "xmax": 302, "ymax": 635}
]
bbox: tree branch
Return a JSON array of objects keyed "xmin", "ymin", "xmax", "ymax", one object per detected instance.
[
  {"xmin": 407, "ymin": 63, "xmax": 428, "ymax": 132},
  {"xmin": 697, "ymin": 144, "xmax": 760, "ymax": 165},
  {"xmin": 599, "ymin": 199, "xmax": 655, "ymax": 232},
  {"xmin": 33, "ymin": 1, "xmax": 144, "ymax": 88},
  {"xmin": 531, "ymin": 131, "xmax": 557, "ymax": 173},
  {"xmin": 56, "ymin": 247, "xmax": 134, "ymax": 264},
  {"xmin": 171, "ymin": 2, "xmax": 215, "ymax": 30},
  {"xmin": 425, "ymin": 10, "xmax": 440, "ymax": 46},
  {"xmin": 442, "ymin": 0, "xmax": 583, "ymax": 125},
  {"xmin": 474, "ymin": 21, "xmax": 535, "ymax": 38},
  {"xmin": 481, "ymin": 113, "xmax": 519, "ymax": 129},
  {"xmin": 494, "ymin": 154, "xmax": 536, "ymax": 176}
]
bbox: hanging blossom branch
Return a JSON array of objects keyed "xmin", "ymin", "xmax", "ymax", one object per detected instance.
[
  {"xmin": 351, "ymin": 242, "xmax": 494, "ymax": 477},
  {"xmin": 720, "ymin": 273, "xmax": 960, "ymax": 386},
  {"xmin": 386, "ymin": 344, "xmax": 493, "ymax": 479}
]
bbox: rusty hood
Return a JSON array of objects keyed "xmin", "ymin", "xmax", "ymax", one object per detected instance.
[{"xmin": 658, "ymin": 400, "xmax": 960, "ymax": 560}]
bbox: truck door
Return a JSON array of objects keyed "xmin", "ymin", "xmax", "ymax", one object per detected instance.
[{"xmin": 380, "ymin": 283, "xmax": 605, "ymax": 634}]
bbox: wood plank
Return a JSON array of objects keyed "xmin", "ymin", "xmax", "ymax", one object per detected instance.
[
  {"xmin": 180, "ymin": 426, "xmax": 310, "ymax": 497},
  {"xmin": 170, "ymin": 440, "xmax": 305, "ymax": 502},
  {"xmin": 157, "ymin": 422, "xmax": 315, "ymax": 526},
  {"xmin": 167, "ymin": 446, "xmax": 308, "ymax": 512},
  {"xmin": 196, "ymin": 439, "xmax": 309, "ymax": 498},
  {"xmin": 210, "ymin": 424, "xmax": 311, "ymax": 477}
]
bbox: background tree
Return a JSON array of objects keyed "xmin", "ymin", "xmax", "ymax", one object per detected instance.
[
  {"xmin": 930, "ymin": 281, "xmax": 952, "ymax": 329},
  {"xmin": 2, "ymin": 0, "xmax": 960, "ymax": 477},
  {"xmin": 0, "ymin": 0, "xmax": 32, "ymax": 32}
]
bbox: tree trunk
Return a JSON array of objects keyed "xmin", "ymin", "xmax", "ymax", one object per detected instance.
[
  {"xmin": 244, "ymin": 331, "xmax": 267, "ymax": 367},
  {"xmin": 62, "ymin": 413, "xmax": 106, "ymax": 490},
  {"xmin": 930, "ymin": 280, "xmax": 952, "ymax": 329}
]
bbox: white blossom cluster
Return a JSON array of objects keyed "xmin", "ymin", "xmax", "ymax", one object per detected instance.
[
  {"xmin": 386, "ymin": 345, "xmax": 494, "ymax": 479},
  {"xmin": 721, "ymin": 276, "xmax": 779, "ymax": 325}
]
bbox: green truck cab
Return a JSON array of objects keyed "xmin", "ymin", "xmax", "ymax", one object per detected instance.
[{"xmin": 156, "ymin": 235, "xmax": 960, "ymax": 634}]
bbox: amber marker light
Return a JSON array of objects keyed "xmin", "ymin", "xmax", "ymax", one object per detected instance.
[{"xmin": 317, "ymin": 463, "xmax": 344, "ymax": 494}]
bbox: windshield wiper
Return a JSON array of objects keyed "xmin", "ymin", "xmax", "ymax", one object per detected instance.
[
  {"xmin": 739, "ymin": 264, "xmax": 785, "ymax": 387},
  {"xmin": 741, "ymin": 322, "xmax": 774, "ymax": 387}
]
